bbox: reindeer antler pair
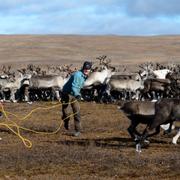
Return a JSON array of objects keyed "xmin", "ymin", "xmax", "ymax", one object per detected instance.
[{"xmin": 96, "ymin": 55, "xmax": 111, "ymax": 66}]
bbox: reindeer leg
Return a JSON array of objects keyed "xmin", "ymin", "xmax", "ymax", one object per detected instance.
[
  {"xmin": 10, "ymin": 89, "xmax": 17, "ymax": 103},
  {"xmin": 0, "ymin": 90, "xmax": 5, "ymax": 102},
  {"xmin": 152, "ymin": 91, "xmax": 156, "ymax": 100},
  {"xmin": 51, "ymin": 87, "xmax": 60, "ymax": 101},
  {"xmin": 142, "ymin": 125, "xmax": 161, "ymax": 140},
  {"xmin": 172, "ymin": 129, "xmax": 180, "ymax": 145},
  {"xmin": 24, "ymin": 86, "xmax": 30, "ymax": 102},
  {"xmin": 127, "ymin": 120, "xmax": 140, "ymax": 140},
  {"xmin": 149, "ymin": 126, "xmax": 161, "ymax": 137},
  {"xmin": 163, "ymin": 122, "xmax": 173, "ymax": 135}
]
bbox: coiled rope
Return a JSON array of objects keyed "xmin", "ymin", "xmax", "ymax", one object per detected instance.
[{"xmin": 0, "ymin": 100, "xmax": 78, "ymax": 148}]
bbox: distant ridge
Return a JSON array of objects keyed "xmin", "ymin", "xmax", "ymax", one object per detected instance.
[{"xmin": 0, "ymin": 35, "xmax": 179, "ymax": 68}]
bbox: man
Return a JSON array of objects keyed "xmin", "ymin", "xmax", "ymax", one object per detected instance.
[{"xmin": 61, "ymin": 61, "xmax": 92, "ymax": 136}]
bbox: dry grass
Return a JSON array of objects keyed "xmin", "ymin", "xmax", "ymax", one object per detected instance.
[
  {"xmin": 0, "ymin": 101, "xmax": 179, "ymax": 179},
  {"xmin": 0, "ymin": 35, "xmax": 179, "ymax": 179},
  {"xmin": 0, "ymin": 35, "xmax": 180, "ymax": 71}
]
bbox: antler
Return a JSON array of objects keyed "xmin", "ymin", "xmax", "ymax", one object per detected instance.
[
  {"xmin": 102, "ymin": 57, "xmax": 111, "ymax": 67},
  {"xmin": 96, "ymin": 55, "xmax": 107, "ymax": 65},
  {"xmin": 139, "ymin": 62, "xmax": 153, "ymax": 71},
  {"xmin": 2, "ymin": 65, "xmax": 12, "ymax": 75}
]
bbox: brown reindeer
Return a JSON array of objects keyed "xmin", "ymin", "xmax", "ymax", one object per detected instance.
[{"xmin": 141, "ymin": 98, "xmax": 180, "ymax": 144}]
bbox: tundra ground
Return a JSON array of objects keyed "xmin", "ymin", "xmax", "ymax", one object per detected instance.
[
  {"xmin": 0, "ymin": 101, "xmax": 179, "ymax": 179},
  {"xmin": 0, "ymin": 35, "xmax": 179, "ymax": 179}
]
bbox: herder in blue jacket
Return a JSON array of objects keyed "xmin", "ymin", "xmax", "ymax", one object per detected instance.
[{"xmin": 61, "ymin": 61, "xmax": 92, "ymax": 136}]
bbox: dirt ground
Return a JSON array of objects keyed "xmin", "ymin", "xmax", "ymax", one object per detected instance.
[
  {"xmin": 0, "ymin": 101, "xmax": 179, "ymax": 180},
  {"xmin": 0, "ymin": 35, "xmax": 179, "ymax": 179}
]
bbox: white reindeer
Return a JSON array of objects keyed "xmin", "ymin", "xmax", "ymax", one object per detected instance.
[
  {"xmin": 0, "ymin": 71, "xmax": 30, "ymax": 102},
  {"xmin": 105, "ymin": 70, "xmax": 149, "ymax": 100},
  {"xmin": 84, "ymin": 66, "xmax": 115, "ymax": 88},
  {"xmin": 26, "ymin": 75, "xmax": 69, "ymax": 101},
  {"xmin": 152, "ymin": 69, "xmax": 172, "ymax": 79},
  {"xmin": 106, "ymin": 78, "xmax": 144, "ymax": 100},
  {"xmin": 139, "ymin": 62, "xmax": 172, "ymax": 79}
]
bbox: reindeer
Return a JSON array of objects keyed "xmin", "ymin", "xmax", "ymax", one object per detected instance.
[
  {"xmin": 82, "ymin": 55, "xmax": 115, "ymax": 102},
  {"xmin": 0, "ymin": 65, "xmax": 15, "ymax": 79},
  {"xmin": 106, "ymin": 79, "xmax": 144, "ymax": 101},
  {"xmin": 140, "ymin": 98, "xmax": 180, "ymax": 145},
  {"xmin": 139, "ymin": 62, "xmax": 172, "ymax": 79},
  {"xmin": 152, "ymin": 69, "xmax": 172, "ymax": 79},
  {"xmin": 0, "ymin": 71, "xmax": 30, "ymax": 102},
  {"xmin": 120, "ymin": 101, "xmax": 175, "ymax": 142},
  {"xmin": 105, "ymin": 69, "xmax": 149, "ymax": 101},
  {"xmin": 166, "ymin": 71, "xmax": 180, "ymax": 98},
  {"xmin": 24, "ymin": 74, "xmax": 69, "ymax": 101},
  {"xmin": 140, "ymin": 78, "xmax": 171, "ymax": 100}
]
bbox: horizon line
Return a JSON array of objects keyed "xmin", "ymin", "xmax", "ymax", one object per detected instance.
[{"xmin": 0, "ymin": 33, "xmax": 180, "ymax": 37}]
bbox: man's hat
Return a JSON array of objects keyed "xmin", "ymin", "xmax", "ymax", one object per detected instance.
[{"xmin": 82, "ymin": 61, "xmax": 92, "ymax": 70}]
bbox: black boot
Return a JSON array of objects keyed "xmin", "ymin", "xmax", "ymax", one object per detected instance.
[{"xmin": 64, "ymin": 120, "xmax": 69, "ymax": 130}]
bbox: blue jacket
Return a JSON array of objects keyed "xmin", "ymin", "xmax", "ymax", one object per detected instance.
[{"xmin": 63, "ymin": 70, "xmax": 87, "ymax": 97}]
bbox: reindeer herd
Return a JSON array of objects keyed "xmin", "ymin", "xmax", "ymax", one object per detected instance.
[
  {"xmin": 0, "ymin": 56, "xmax": 179, "ymax": 103},
  {"xmin": 0, "ymin": 56, "xmax": 179, "ymax": 147}
]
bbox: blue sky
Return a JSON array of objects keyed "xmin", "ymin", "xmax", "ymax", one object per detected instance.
[{"xmin": 0, "ymin": 0, "xmax": 180, "ymax": 35}]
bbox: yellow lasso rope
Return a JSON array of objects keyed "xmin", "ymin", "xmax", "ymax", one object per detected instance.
[{"xmin": 0, "ymin": 100, "xmax": 78, "ymax": 148}]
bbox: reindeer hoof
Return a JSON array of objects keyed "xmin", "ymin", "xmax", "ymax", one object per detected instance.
[
  {"xmin": 144, "ymin": 139, "xmax": 150, "ymax": 145},
  {"xmin": 27, "ymin": 101, "xmax": 33, "ymax": 104},
  {"xmin": 10, "ymin": 99, "xmax": 17, "ymax": 103},
  {"xmin": 172, "ymin": 139, "xmax": 177, "ymax": 145},
  {"xmin": 140, "ymin": 139, "xmax": 150, "ymax": 147}
]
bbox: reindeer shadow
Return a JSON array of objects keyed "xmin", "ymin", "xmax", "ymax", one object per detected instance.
[
  {"xmin": 56, "ymin": 136, "xmax": 136, "ymax": 149},
  {"xmin": 54, "ymin": 134, "xmax": 169, "ymax": 149}
]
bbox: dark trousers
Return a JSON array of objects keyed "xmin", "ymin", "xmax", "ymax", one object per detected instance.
[{"xmin": 61, "ymin": 93, "xmax": 81, "ymax": 131}]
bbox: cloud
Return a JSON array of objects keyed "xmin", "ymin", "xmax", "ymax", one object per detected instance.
[
  {"xmin": 1, "ymin": 0, "xmax": 180, "ymax": 17},
  {"xmin": 124, "ymin": 0, "xmax": 180, "ymax": 17},
  {"xmin": 0, "ymin": 0, "xmax": 180, "ymax": 35}
]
